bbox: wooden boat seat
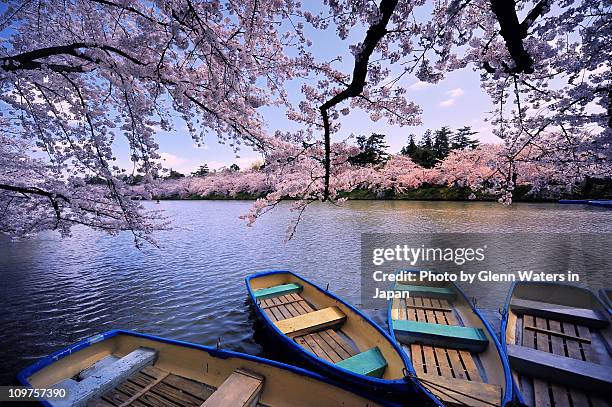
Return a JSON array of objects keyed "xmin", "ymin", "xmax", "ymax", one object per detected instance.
[
  {"xmin": 201, "ymin": 369, "xmax": 264, "ymax": 407},
  {"xmin": 54, "ymin": 348, "xmax": 157, "ymax": 407},
  {"xmin": 394, "ymin": 284, "xmax": 456, "ymax": 300},
  {"xmin": 511, "ymin": 298, "xmax": 609, "ymax": 329},
  {"xmin": 416, "ymin": 373, "xmax": 501, "ymax": 407},
  {"xmin": 393, "ymin": 319, "xmax": 488, "ymax": 352},
  {"xmin": 507, "ymin": 344, "xmax": 612, "ymax": 395},
  {"xmin": 335, "ymin": 346, "xmax": 387, "ymax": 378},
  {"xmin": 253, "ymin": 283, "xmax": 302, "ymax": 300},
  {"xmin": 275, "ymin": 306, "xmax": 346, "ymax": 337}
]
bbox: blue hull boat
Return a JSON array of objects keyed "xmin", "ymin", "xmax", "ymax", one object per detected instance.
[{"xmin": 246, "ymin": 270, "xmax": 419, "ymax": 399}]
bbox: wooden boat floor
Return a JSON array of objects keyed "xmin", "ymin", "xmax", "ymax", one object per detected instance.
[
  {"xmin": 394, "ymin": 297, "xmax": 486, "ymax": 382},
  {"xmin": 513, "ymin": 312, "xmax": 609, "ymax": 407},
  {"xmin": 88, "ymin": 365, "xmax": 215, "ymax": 407},
  {"xmin": 395, "ymin": 297, "xmax": 502, "ymax": 407},
  {"xmin": 258, "ymin": 293, "xmax": 358, "ymax": 363}
]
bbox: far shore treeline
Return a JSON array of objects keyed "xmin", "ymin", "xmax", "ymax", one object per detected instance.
[{"xmin": 110, "ymin": 128, "xmax": 612, "ymax": 203}]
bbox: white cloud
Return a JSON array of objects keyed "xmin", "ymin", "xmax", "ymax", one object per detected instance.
[
  {"xmin": 448, "ymin": 88, "xmax": 464, "ymax": 97},
  {"xmin": 408, "ymin": 81, "xmax": 433, "ymax": 91},
  {"xmin": 159, "ymin": 152, "xmax": 187, "ymax": 167},
  {"xmin": 439, "ymin": 98, "xmax": 456, "ymax": 108}
]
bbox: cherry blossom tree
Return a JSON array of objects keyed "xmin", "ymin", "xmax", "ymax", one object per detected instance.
[{"xmin": 1, "ymin": 0, "xmax": 609, "ymax": 242}]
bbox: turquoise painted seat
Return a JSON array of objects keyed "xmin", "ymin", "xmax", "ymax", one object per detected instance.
[
  {"xmin": 394, "ymin": 283, "xmax": 456, "ymax": 300},
  {"xmin": 393, "ymin": 320, "xmax": 488, "ymax": 352},
  {"xmin": 253, "ymin": 283, "xmax": 303, "ymax": 300},
  {"xmin": 335, "ymin": 347, "xmax": 387, "ymax": 378}
]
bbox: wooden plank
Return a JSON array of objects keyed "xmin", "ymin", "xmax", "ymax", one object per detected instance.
[
  {"xmin": 562, "ymin": 321, "xmax": 583, "ymax": 361},
  {"xmin": 446, "ymin": 349, "xmax": 468, "ymax": 380},
  {"xmin": 274, "ymin": 306, "xmax": 346, "ymax": 337},
  {"xmin": 398, "ymin": 298, "xmax": 407, "ymax": 320},
  {"xmin": 100, "ymin": 388, "xmax": 131, "ymax": 406},
  {"xmin": 63, "ymin": 348, "xmax": 158, "ymax": 407},
  {"xmin": 201, "ymin": 369, "xmax": 264, "ymax": 407},
  {"xmin": 422, "ymin": 345, "xmax": 438, "ymax": 376},
  {"xmin": 522, "ymin": 314, "xmax": 536, "ymax": 349},
  {"xmin": 301, "ymin": 334, "xmax": 335, "ymax": 362},
  {"xmin": 271, "ymin": 297, "xmax": 293, "ymax": 320},
  {"xmin": 406, "ymin": 297, "xmax": 418, "ymax": 321},
  {"xmin": 575, "ymin": 324, "xmax": 597, "ymax": 363},
  {"xmin": 506, "ymin": 344, "xmax": 612, "ymax": 394},
  {"xmin": 524, "ymin": 324, "xmax": 590, "ymax": 344},
  {"xmin": 416, "ymin": 373, "xmax": 501, "ymax": 407},
  {"xmin": 434, "ymin": 347, "xmax": 453, "ymax": 378},
  {"xmin": 411, "ymin": 344, "xmax": 425, "ymax": 375},
  {"xmin": 261, "ymin": 296, "xmax": 303, "ymax": 310},
  {"xmin": 288, "ymin": 293, "xmax": 315, "ymax": 312},
  {"xmin": 253, "ymin": 283, "xmax": 302, "ymax": 300},
  {"xmin": 392, "ymin": 319, "xmax": 488, "ymax": 352},
  {"xmin": 88, "ymin": 398, "xmax": 116, "ymax": 407},
  {"xmin": 310, "ymin": 332, "xmax": 343, "ymax": 362},
  {"xmin": 335, "ymin": 347, "xmax": 387, "ymax": 378},
  {"xmin": 511, "ymin": 299, "xmax": 609, "ymax": 329},
  {"xmin": 324, "ymin": 329, "xmax": 357, "ymax": 357},
  {"xmin": 119, "ymin": 370, "xmax": 170, "ymax": 407},
  {"xmin": 149, "ymin": 381, "xmax": 204, "ymax": 406},
  {"xmin": 141, "ymin": 366, "xmax": 167, "ymax": 380},
  {"xmin": 163, "ymin": 375, "xmax": 215, "ymax": 401},
  {"xmin": 547, "ymin": 319, "xmax": 571, "ymax": 407},
  {"xmin": 405, "ymin": 299, "xmax": 452, "ymax": 313},
  {"xmin": 294, "ymin": 336, "xmax": 316, "ymax": 356},
  {"xmin": 458, "ymin": 350, "xmax": 482, "ymax": 382},
  {"xmin": 568, "ymin": 390, "xmax": 590, "ymax": 407},
  {"xmin": 535, "ymin": 317, "xmax": 551, "ymax": 354},
  {"xmin": 533, "ymin": 379, "xmax": 551, "ymax": 407},
  {"xmin": 134, "ymin": 387, "xmax": 183, "ymax": 407}
]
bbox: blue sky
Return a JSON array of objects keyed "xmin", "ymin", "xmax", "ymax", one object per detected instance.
[{"xmin": 149, "ymin": 19, "xmax": 501, "ymax": 175}]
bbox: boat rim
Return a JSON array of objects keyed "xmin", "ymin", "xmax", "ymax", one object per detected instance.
[{"xmin": 245, "ymin": 269, "xmax": 415, "ymax": 389}]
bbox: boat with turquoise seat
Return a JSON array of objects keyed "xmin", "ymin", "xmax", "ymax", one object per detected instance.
[
  {"xmin": 18, "ymin": 329, "xmax": 399, "ymax": 407},
  {"xmin": 501, "ymin": 282, "xmax": 611, "ymax": 407},
  {"xmin": 246, "ymin": 270, "xmax": 419, "ymax": 398},
  {"xmin": 387, "ymin": 275, "xmax": 513, "ymax": 407}
]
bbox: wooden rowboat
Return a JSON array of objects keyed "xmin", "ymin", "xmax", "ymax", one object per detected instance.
[
  {"xmin": 501, "ymin": 282, "xmax": 612, "ymax": 406},
  {"xmin": 18, "ymin": 330, "xmax": 399, "ymax": 407},
  {"xmin": 388, "ymin": 276, "xmax": 512, "ymax": 407},
  {"xmin": 598, "ymin": 288, "xmax": 612, "ymax": 314},
  {"xmin": 245, "ymin": 270, "xmax": 417, "ymax": 397}
]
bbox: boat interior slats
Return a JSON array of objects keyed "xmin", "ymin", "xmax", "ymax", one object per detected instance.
[
  {"xmin": 257, "ymin": 292, "xmax": 359, "ymax": 364},
  {"xmin": 394, "ymin": 284, "xmax": 457, "ymax": 300},
  {"xmin": 394, "ymin": 296, "xmax": 487, "ymax": 385},
  {"xmin": 511, "ymin": 298, "xmax": 609, "ymax": 329},
  {"xmin": 91, "ymin": 365, "xmax": 216, "ymax": 407},
  {"xmin": 514, "ymin": 312, "xmax": 610, "ymax": 406}
]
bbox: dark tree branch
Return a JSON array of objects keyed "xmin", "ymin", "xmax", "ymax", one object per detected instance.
[
  {"xmin": 489, "ymin": 0, "xmax": 535, "ymax": 74},
  {"xmin": 0, "ymin": 42, "xmax": 144, "ymax": 73},
  {"xmin": 319, "ymin": 0, "xmax": 399, "ymax": 200},
  {"xmin": 519, "ymin": 0, "xmax": 551, "ymax": 37},
  {"xmin": 0, "ymin": 183, "xmax": 70, "ymax": 224}
]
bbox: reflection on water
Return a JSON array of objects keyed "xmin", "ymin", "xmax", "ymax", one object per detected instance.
[{"xmin": 0, "ymin": 200, "xmax": 610, "ymax": 384}]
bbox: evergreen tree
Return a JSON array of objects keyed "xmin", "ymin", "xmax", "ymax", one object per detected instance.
[
  {"xmin": 167, "ymin": 169, "xmax": 185, "ymax": 179},
  {"xmin": 349, "ymin": 133, "xmax": 389, "ymax": 166},
  {"xmin": 452, "ymin": 126, "xmax": 480, "ymax": 150},
  {"xmin": 433, "ymin": 126, "xmax": 452, "ymax": 159},
  {"xmin": 191, "ymin": 164, "xmax": 210, "ymax": 177},
  {"xmin": 229, "ymin": 163, "xmax": 240, "ymax": 172},
  {"xmin": 420, "ymin": 130, "xmax": 433, "ymax": 149},
  {"xmin": 400, "ymin": 134, "xmax": 418, "ymax": 156}
]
